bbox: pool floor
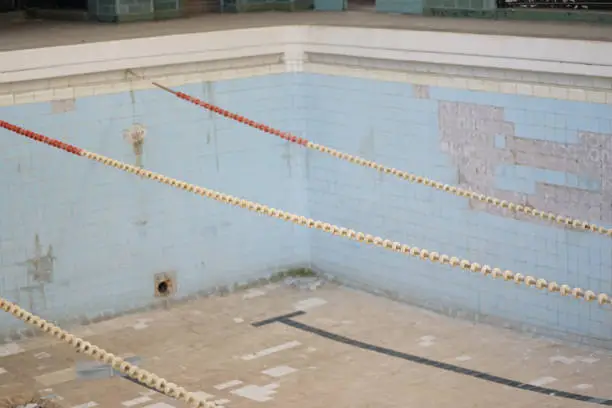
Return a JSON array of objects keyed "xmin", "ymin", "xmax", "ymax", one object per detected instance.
[{"xmin": 0, "ymin": 281, "xmax": 611, "ymax": 407}]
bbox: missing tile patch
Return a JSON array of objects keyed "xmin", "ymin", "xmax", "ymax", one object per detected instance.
[
  {"xmin": 122, "ymin": 396, "xmax": 152, "ymax": 406},
  {"xmin": 133, "ymin": 319, "xmax": 154, "ymax": 330},
  {"xmin": 413, "ymin": 84, "xmax": 430, "ymax": 99},
  {"xmin": 231, "ymin": 384, "xmax": 279, "ymax": 402},
  {"xmin": 418, "ymin": 335, "xmax": 436, "ymax": 347},
  {"xmin": 577, "ymin": 356, "xmax": 599, "ymax": 364},
  {"xmin": 243, "ymin": 289, "xmax": 266, "ymax": 299},
  {"xmin": 35, "ymin": 368, "xmax": 76, "ymax": 387},
  {"xmin": 549, "ymin": 356, "xmax": 575, "ymax": 365},
  {"xmin": 214, "ymin": 380, "xmax": 243, "ymax": 390},
  {"xmin": 0, "ymin": 343, "xmax": 24, "ymax": 357},
  {"xmin": 420, "ymin": 335, "xmax": 436, "ymax": 342},
  {"xmin": 262, "ymin": 365, "xmax": 297, "ymax": 378},
  {"xmin": 191, "ymin": 391, "xmax": 214, "ymax": 400},
  {"xmin": 529, "ymin": 376, "xmax": 557, "ymax": 387},
  {"xmin": 51, "ymin": 98, "xmax": 75, "ymax": 114},
  {"xmin": 293, "ymin": 297, "xmax": 327, "ymax": 311},
  {"xmin": 71, "ymin": 402, "xmax": 99, "ymax": 408},
  {"xmin": 241, "ymin": 341, "xmax": 301, "ymax": 361}
]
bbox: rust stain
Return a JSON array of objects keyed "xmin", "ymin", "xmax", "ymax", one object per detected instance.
[
  {"xmin": 123, "ymin": 123, "xmax": 146, "ymax": 169},
  {"xmin": 15, "ymin": 234, "xmax": 54, "ymax": 313},
  {"xmin": 20, "ymin": 234, "xmax": 55, "ymax": 284},
  {"xmin": 205, "ymin": 81, "xmax": 220, "ymax": 172}
]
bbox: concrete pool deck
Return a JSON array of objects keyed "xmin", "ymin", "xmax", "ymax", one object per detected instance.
[
  {"xmin": 0, "ymin": 281, "xmax": 610, "ymax": 407},
  {"xmin": 1, "ymin": 10, "xmax": 612, "ymax": 53}
]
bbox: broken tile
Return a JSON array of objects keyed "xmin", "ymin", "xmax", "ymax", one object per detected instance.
[
  {"xmin": 262, "ymin": 365, "xmax": 297, "ymax": 378},
  {"xmin": 214, "ymin": 380, "xmax": 243, "ymax": 390}
]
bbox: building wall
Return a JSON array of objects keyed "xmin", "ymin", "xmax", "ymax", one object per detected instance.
[
  {"xmin": 303, "ymin": 72, "xmax": 612, "ymax": 347},
  {"xmin": 0, "ymin": 73, "xmax": 310, "ymax": 334}
]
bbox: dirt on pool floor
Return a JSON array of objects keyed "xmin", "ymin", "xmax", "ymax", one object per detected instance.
[{"xmin": 0, "ymin": 281, "xmax": 610, "ymax": 408}]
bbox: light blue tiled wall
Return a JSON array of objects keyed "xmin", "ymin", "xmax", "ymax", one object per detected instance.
[
  {"xmin": 301, "ymin": 73, "xmax": 612, "ymax": 346},
  {"xmin": 2, "ymin": 71, "xmax": 611, "ymax": 346},
  {"xmin": 0, "ymin": 73, "xmax": 310, "ymax": 334}
]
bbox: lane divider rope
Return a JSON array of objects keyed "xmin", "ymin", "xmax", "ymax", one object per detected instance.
[
  {"xmin": 150, "ymin": 81, "xmax": 612, "ymax": 238},
  {"xmin": 1, "ymin": 119, "xmax": 609, "ymax": 310}
]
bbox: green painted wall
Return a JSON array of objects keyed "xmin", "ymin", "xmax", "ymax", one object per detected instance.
[
  {"xmin": 314, "ymin": 0, "xmax": 345, "ymax": 12},
  {"xmin": 90, "ymin": 0, "xmax": 181, "ymax": 21},
  {"xmin": 376, "ymin": 0, "xmax": 423, "ymax": 14}
]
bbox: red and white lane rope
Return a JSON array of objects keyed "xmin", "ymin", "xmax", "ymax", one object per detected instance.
[
  {"xmin": 1, "ymin": 119, "xmax": 610, "ymax": 310},
  {"xmin": 150, "ymin": 82, "xmax": 612, "ymax": 239}
]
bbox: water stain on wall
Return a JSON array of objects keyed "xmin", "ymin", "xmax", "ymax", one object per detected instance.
[
  {"xmin": 359, "ymin": 128, "xmax": 382, "ymax": 182},
  {"xmin": 51, "ymin": 98, "xmax": 75, "ymax": 114},
  {"xmin": 204, "ymin": 81, "xmax": 221, "ymax": 172},
  {"xmin": 282, "ymin": 144, "xmax": 292, "ymax": 177},
  {"xmin": 123, "ymin": 123, "xmax": 146, "ymax": 169},
  {"xmin": 125, "ymin": 124, "xmax": 149, "ymax": 229},
  {"xmin": 20, "ymin": 234, "xmax": 54, "ymax": 284},
  {"xmin": 413, "ymin": 85, "xmax": 430, "ymax": 100},
  {"xmin": 15, "ymin": 234, "xmax": 55, "ymax": 313},
  {"xmin": 438, "ymin": 101, "xmax": 612, "ymax": 225},
  {"xmin": 123, "ymin": 89, "xmax": 148, "ymax": 227}
]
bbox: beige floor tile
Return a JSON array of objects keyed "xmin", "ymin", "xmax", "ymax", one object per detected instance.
[{"xmin": 0, "ymin": 283, "xmax": 610, "ymax": 408}]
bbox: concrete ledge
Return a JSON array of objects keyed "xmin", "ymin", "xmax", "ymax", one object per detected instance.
[{"xmin": 2, "ymin": 23, "xmax": 612, "ymax": 85}]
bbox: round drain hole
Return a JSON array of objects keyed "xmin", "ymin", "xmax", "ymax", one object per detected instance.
[
  {"xmin": 157, "ymin": 280, "xmax": 170, "ymax": 296},
  {"xmin": 154, "ymin": 272, "xmax": 176, "ymax": 298}
]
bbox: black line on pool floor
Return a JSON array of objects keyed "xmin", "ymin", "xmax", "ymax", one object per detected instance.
[
  {"xmin": 252, "ymin": 313, "xmax": 611, "ymax": 406},
  {"xmin": 251, "ymin": 310, "xmax": 306, "ymax": 327}
]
